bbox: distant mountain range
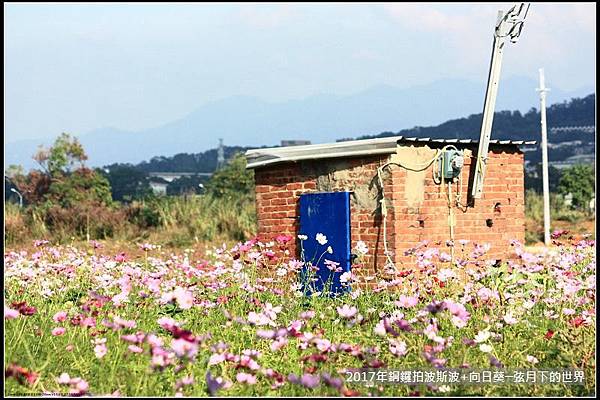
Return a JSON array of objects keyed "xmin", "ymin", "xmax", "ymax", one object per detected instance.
[{"xmin": 6, "ymin": 76, "xmax": 593, "ymax": 170}]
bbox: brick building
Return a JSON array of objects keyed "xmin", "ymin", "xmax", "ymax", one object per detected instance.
[{"xmin": 245, "ymin": 136, "xmax": 535, "ymax": 278}]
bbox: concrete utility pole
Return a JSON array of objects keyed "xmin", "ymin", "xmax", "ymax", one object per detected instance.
[
  {"xmin": 472, "ymin": 3, "xmax": 530, "ymax": 199},
  {"xmin": 537, "ymin": 68, "xmax": 551, "ymax": 245},
  {"xmin": 216, "ymin": 138, "xmax": 225, "ymax": 170}
]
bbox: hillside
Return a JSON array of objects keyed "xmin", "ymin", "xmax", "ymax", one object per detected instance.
[
  {"xmin": 359, "ymin": 94, "xmax": 596, "ymax": 168},
  {"xmin": 130, "ymin": 94, "xmax": 596, "ymax": 174},
  {"xmin": 6, "ymin": 77, "xmax": 593, "ymax": 170}
]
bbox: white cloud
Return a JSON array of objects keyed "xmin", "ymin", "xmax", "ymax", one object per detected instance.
[{"xmin": 382, "ymin": 3, "xmax": 596, "ymax": 79}]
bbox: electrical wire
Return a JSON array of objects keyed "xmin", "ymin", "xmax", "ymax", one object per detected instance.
[{"xmin": 376, "ymin": 145, "xmax": 464, "ymax": 273}]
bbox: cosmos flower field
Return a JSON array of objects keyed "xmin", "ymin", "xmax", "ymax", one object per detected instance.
[{"xmin": 4, "ymin": 234, "xmax": 596, "ymax": 396}]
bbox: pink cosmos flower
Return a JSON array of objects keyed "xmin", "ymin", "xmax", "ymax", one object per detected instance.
[
  {"xmin": 69, "ymin": 377, "xmax": 89, "ymax": 395},
  {"xmin": 270, "ymin": 337, "xmax": 288, "ymax": 351},
  {"xmin": 139, "ymin": 243, "xmax": 157, "ymax": 252},
  {"xmin": 53, "ymin": 311, "xmax": 68, "ymax": 323},
  {"xmin": 173, "ymin": 287, "xmax": 194, "ymax": 310},
  {"xmin": 4, "ymin": 306, "xmax": 19, "ymax": 320},
  {"xmin": 52, "ymin": 327, "xmax": 66, "ymax": 336},
  {"xmin": 336, "ymin": 305, "xmax": 358, "ymax": 319},
  {"xmin": 121, "ymin": 332, "xmax": 146, "ymax": 344},
  {"xmin": 111, "ymin": 292, "xmax": 129, "ymax": 306},
  {"xmin": 128, "ymin": 345, "xmax": 144, "ymax": 353},
  {"xmin": 146, "ymin": 334, "xmax": 164, "ymax": 349},
  {"xmin": 90, "ymin": 240, "xmax": 103, "ymax": 249},
  {"xmin": 113, "ymin": 316, "xmax": 136, "ymax": 329},
  {"xmin": 56, "ymin": 373, "xmax": 71, "ymax": 385},
  {"xmin": 81, "ymin": 317, "xmax": 96, "ymax": 328},
  {"xmin": 374, "ymin": 320, "xmax": 387, "ymax": 336},
  {"xmin": 313, "ymin": 338, "xmax": 332, "ymax": 352},
  {"xmin": 157, "ymin": 316, "xmax": 179, "ymax": 330},
  {"xmin": 275, "ymin": 234, "xmax": 292, "ymax": 245},
  {"xmin": 236, "ymin": 372, "xmax": 257, "ymax": 385},
  {"xmin": 395, "ymin": 295, "xmax": 419, "ymax": 308},
  {"xmin": 94, "ymin": 343, "xmax": 107, "ymax": 359},
  {"xmin": 208, "ymin": 353, "xmax": 226, "ymax": 366},
  {"xmin": 171, "ymin": 338, "xmax": 198, "ymax": 359},
  {"xmin": 324, "ymin": 259, "xmax": 341, "ymax": 272},
  {"xmin": 238, "ymin": 355, "xmax": 260, "ymax": 370},
  {"xmin": 247, "ymin": 312, "xmax": 274, "ymax": 326}
]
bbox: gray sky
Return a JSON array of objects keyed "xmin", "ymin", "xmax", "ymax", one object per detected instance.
[{"xmin": 4, "ymin": 2, "xmax": 596, "ymax": 143}]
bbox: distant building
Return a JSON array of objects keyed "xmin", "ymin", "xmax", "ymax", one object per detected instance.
[
  {"xmin": 564, "ymin": 192, "xmax": 574, "ymax": 207},
  {"xmin": 148, "ymin": 172, "xmax": 213, "ymax": 195},
  {"xmin": 281, "ymin": 140, "xmax": 311, "ymax": 147},
  {"xmin": 149, "ymin": 179, "xmax": 169, "ymax": 196},
  {"xmin": 148, "ymin": 172, "xmax": 212, "ymax": 183}
]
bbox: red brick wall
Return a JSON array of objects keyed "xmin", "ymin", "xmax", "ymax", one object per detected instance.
[
  {"xmin": 252, "ymin": 145, "xmax": 525, "ymax": 276},
  {"xmin": 391, "ymin": 145, "xmax": 525, "ymax": 268}
]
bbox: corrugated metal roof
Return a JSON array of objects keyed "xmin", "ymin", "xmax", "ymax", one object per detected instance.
[
  {"xmin": 246, "ymin": 136, "xmax": 400, "ymax": 169},
  {"xmin": 397, "ymin": 136, "xmax": 536, "ymax": 145},
  {"xmin": 245, "ymin": 135, "xmax": 537, "ymax": 169}
]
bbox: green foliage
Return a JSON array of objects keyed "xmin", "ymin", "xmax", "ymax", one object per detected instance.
[
  {"xmin": 524, "ymin": 165, "xmax": 562, "ymax": 194},
  {"xmin": 166, "ymin": 175, "xmax": 209, "ymax": 196},
  {"xmin": 126, "ymin": 199, "xmax": 163, "ymax": 229},
  {"xmin": 557, "ymin": 164, "xmax": 595, "ymax": 210},
  {"xmin": 4, "ymin": 202, "xmax": 29, "ymax": 244},
  {"xmin": 4, "ymin": 134, "xmax": 126, "ymax": 243},
  {"xmin": 138, "ymin": 193, "xmax": 257, "ymax": 243},
  {"xmin": 136, "ymin": 146, "xmax": 253, "ymax": 173},
  {"xmin": 205, "ymin": 154, "xmax": 255, "ymax": 199},
  {"xmin": 34, "ymin": 132, "xmax": 88, "ymax": 176},
  {"xmin": 101, "ymin": 164, "xmax": 152, "ymax": 202},
  {"xmin": 524, "ymin": 189, "xmax": 593, "ymax": 244},
  {"xmin": 44, "ymin": 168, "xmax": 113, "ymax": 209}
]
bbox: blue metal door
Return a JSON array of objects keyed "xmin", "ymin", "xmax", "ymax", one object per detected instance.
[{"xmin": 298, "ymin": 191, "xmax": 351, "ymax": 295}]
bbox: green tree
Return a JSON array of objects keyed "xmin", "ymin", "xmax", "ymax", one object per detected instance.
[
  {"xmin": 33, "ymin": 132, "xmax": 87, "ymax": 177},
  {"xmin": 167, "ymin": 175, "xmax": 209, "ymax": 196},
  {"xmin": 44, "ymin": 167, "xmax": 113, "ymax": 208},
  {"xmin": 205, "ymin": 154, "xmax": 254, "ymax": 199},
  {"xmin": 101, "ymin": 164, "xmax": 152, "ymax": 202},
  {"xmin": 557, "ymin": 164, "xmax": 595, "ymax": 210}
]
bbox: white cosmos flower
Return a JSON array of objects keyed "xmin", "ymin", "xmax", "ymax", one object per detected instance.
[
  {"xmin": 474, "ymin": 329, "xmax": 491, "ymax": 343},
  {"xmin": 355, "ymin": 241, "xmax": 369, "ymax": 256},
  {"xmin": 479, "ymin": 343, "xmax": 493, "ymax": 353},
  {"xmin": 388, "ymin": 338, "xmax": 408, "ymax": 357},
  {"xmin": 316, "ymin": 233, "xmax": 328, "ymax": 245},
  {"xmin": 503, "ymin": 312, "xmax": 518, "ymax": 325},
  {"xmin": 374, "ymin": 320, "xmax": 387, "ymax": 337}
]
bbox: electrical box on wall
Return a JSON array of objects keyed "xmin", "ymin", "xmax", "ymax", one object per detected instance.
[{"xmin": 440, "ymin": 149, "xmax": 464, "ymax": 180}]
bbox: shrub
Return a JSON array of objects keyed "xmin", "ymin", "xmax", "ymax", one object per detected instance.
[
  {"xmin": 558, "ymin": 164, "xmax": 595, "ymax": 211},
  {"xmin": 4, "ymin": 203, "xmax": 30, "ymax": 244}
]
